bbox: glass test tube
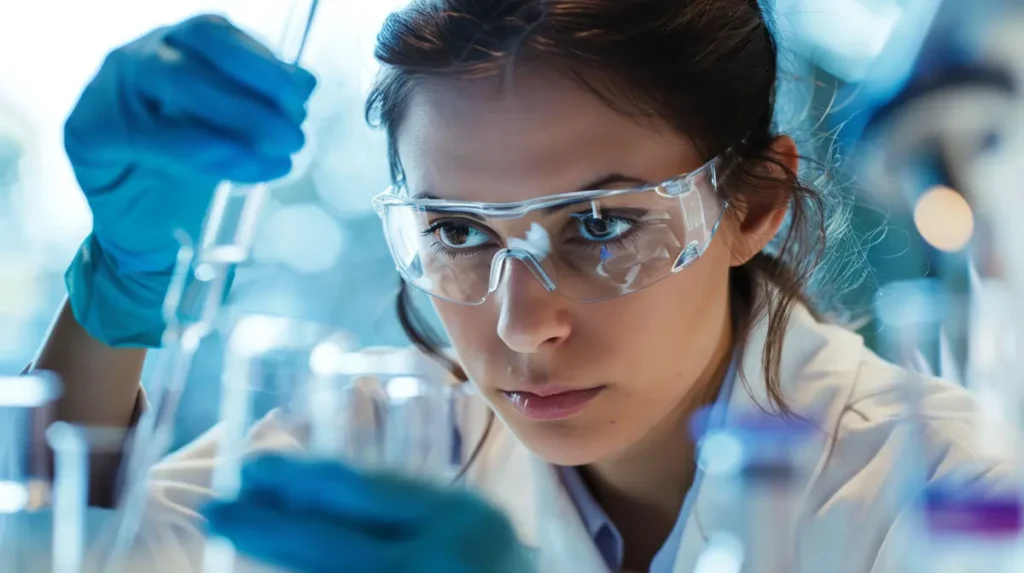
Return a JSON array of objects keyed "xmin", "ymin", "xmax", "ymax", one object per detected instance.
[
  {"xmin": 196, "ymin": 0, "xmax": 319, "ymax": 265},
  {"xmin": 0, "ymin": 374, "xmax": 61, "ymax": 572},
  {"xmin": 695, "ymin": 414, "xmax": 817, "ymax": 573},
  {"xmin": 126, "ymin": 0, "xmax": 322, "ymax": 478},
  {"xmin": 739, "ymin": 456, "xmax": 800, "ymax": 572},
  {"xmin": 117, "ymin": 0, "xmax": 323, "ymax": 473},
  {"xmin": 922, "ymin": 484, "xmax": 1024, "ymax": 573},
  {"xmin": 873, "ymin": 279, "xmax": 941, "ymax": 537},
  {"xmin": 46, "ymin": 422, "xmax": 89, "ymax": 573},
  {"xmin": 741, "ymin": 421, "xmax": 815, "ymax": 573},
  {"xmin": 103, "ymin": 250, "xmax": 231, "ymax": 572},
  {"xmin": 109, "ymin": 3, "xmax": 322, "ymax": 567},
  {"xmin": 124, "ymin": 0, "xmax": 321, "ymax": 467},
  {"xmin": 966, "ymin": 269, "xmax": 1022, "ymax": 460},
  {"xmin": 46, "ymin": 423, "xmax": 127, "ymax": 573}
]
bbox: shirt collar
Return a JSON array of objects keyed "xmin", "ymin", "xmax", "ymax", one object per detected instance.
[{"xmin": 555, "ymin": 355, "xmax": 740, "ymax": 571}]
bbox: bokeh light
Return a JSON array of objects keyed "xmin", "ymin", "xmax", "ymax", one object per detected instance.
[
  {"xmin": 260, "ymin": 203, "xmax": 346, "ymax": 274},
  {"xmin": 914, "ymin": 185, "xmax": 975, "ymax": 253}
]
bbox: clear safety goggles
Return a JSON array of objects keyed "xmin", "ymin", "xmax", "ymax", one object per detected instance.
[{"xmin": 372, "ymin": 156, "xmax": 728, "ymax": 305}]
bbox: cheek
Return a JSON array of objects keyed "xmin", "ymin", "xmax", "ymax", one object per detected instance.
[
  {"xmin": 595, "ymin": 243, "xmax": 733, "ymax": 410},
  {"xmin": 431, "ymin": 299, "xmax": 497, "ymax": 365}
]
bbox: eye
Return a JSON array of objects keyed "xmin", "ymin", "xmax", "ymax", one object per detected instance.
[
  {"xmin": 576, "ymin": 215, "xmax": 635, "ymax": 242},
  {"xmin": 435, "ymin": 221, "xmax": 491, "ymax": 249}
]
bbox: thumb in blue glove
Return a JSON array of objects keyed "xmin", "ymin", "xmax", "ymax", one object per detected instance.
[
  {"xmin": 203, "ymin": 455, "xmax": 536, "ymax": 573},
  {"xmin": 64, "ymin": 14, "xmax": 316, "ymax": 347}
]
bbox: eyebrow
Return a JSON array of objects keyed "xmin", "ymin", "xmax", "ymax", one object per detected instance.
[
  {"xmin": 576, "ymin": 173, "xmax": 649, "ymax": 191},
  {"xmin": 412, "ymin": 173, "xmax": 650, "ymax": 215}
]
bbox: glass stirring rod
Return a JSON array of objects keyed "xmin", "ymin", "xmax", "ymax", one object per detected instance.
[{"xmin": 101, "ymin": 4, "xmax": 322, "ymax": 571}]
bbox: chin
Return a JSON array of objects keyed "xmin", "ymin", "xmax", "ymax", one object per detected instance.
[
  {"xmin": 494, "ymin": 412, "xmax": 613, "ymax": 467},
  {"xmin": 531, "ymin": 445, "xmax": 604, "ymax": 467}
]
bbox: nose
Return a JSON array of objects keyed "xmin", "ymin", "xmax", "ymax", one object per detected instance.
[{"xmin": 495, "ymin": 258, "xmax": 572, "ymax": 353}]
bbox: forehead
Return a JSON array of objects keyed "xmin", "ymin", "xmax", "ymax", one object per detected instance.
[{"xmin": 394, "ymin": 68, "xmax": 701, "ymax": 203}]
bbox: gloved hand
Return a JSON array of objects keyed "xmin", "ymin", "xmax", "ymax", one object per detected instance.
[
  {"xmin": 203, "ymin": 455, "xmax": 536, "ymax": 573},
  {"xmin": 64, "ymin": 15, "xmax": 316, "ymax": 347}
]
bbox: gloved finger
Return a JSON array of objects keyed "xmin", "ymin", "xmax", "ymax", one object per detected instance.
[
  {"xmin": 134, "ymin": 44, "xmax": 306, "ymax": 156},
  {"xmin": 203, "ymin": 499, "xmax": 407, "ymax": 573},
  {"xmin": 239, "ymin": 455, "xmax": 454, "ymax": 526},
  {"xmin": 164, "ymin": 15, "xmax": 316, "ymax": 120}
]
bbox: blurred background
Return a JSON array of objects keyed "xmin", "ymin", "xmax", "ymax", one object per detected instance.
[{"xmin": 0, "ymin": 0, "xmax": 1011, "ymax": 448}]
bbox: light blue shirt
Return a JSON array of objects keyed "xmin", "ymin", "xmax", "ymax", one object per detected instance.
[{"xmin": 556, "ymin": 358, "xmax": 738, "ymax": 572}]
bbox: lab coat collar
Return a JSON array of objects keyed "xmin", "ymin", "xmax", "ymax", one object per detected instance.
[
  {"xmin": 531, "ymin": 460, "xmax": 614, "ymax": 572},
  {"xmin": 522, "ymin": 301, "xmax": 866, "ymax": 572}
]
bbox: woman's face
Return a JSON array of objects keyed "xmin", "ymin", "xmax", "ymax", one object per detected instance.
[{"xmin": 395, "ymin": 69, "xmax": 754, "ymax": 466}]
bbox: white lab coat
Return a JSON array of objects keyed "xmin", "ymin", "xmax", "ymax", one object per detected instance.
[{"xmin": 120, "ymin": 303, "xmax": 1020, "ymax": 573}]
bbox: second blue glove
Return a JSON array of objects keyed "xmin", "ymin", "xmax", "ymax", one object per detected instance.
[{"xmin": 203, "ymin": 455, "xmax": 535, "ymax": 573}]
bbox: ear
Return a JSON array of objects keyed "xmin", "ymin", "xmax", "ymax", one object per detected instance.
[{"xmin": 728, "ymin": 136, "xmax": 799, "ymax": 267}]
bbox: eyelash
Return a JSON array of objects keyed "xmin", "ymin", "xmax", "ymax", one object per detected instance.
[
  {"xmin": 568, "ymin": 214, "xmax": 644, "ymax": 247},
  {"xmin": 585, "ymin": 222, "xmax": 644, "ymax": 253},
  {"xmin": 421, "ymin": 220, "xmax": 492, "ymax": 260},
  {"xmin": 421, "ymin": 214, "xmax": 646, "ymax": 260}
]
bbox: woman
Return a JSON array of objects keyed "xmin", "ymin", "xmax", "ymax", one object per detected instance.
[{"xmin": 36, "ymin": 1, "xmax": 1018, "ymax": 572}]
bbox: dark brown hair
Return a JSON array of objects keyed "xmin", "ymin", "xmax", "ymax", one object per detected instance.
[{"xmin": 368, "ymin": 0, "xmax": 833, "ymax": 449}]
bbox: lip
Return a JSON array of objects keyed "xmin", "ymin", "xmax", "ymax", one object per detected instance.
[{"xmin": 501, "ymin": 386, "xmax": 605, "ymax": 421}]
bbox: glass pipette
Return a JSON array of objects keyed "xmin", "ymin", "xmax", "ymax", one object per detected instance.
[{"xmin": 102, "ymin": 3, "xmax": 321, "ymax": 570}]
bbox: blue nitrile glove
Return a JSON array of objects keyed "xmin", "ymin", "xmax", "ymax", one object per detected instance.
[
  {"xmin": 203, "ymin": 455, "xmax": 536, "ymax": 573},
  {"xmin": 63, "ymin": 15, "xmax": 316, "ymax": 347}
]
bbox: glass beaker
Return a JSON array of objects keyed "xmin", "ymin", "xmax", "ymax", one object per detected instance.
[
  {"xmin": 202, "ymin": 314, "xmax": 459, "ymax": 572},
  {"xmin": 301, "ymin": 344, "xmax": 460, "ymax": 478}
]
